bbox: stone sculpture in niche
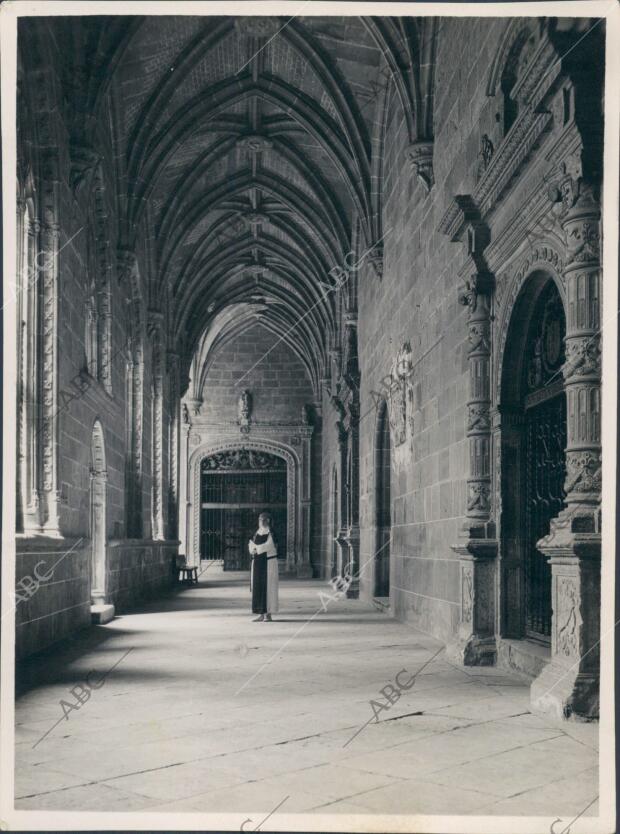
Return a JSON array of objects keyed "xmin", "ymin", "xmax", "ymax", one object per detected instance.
[
  {"xmin": 389, "ymin": 342, "xmax": 413, "ymax": 450},
  {"xmin": 477, "ymin": 134, "xmax": 494, "ymax": 180},
  {"xmin": 238, "ymin": 390, "xmax": 252, "ymax": 431}
]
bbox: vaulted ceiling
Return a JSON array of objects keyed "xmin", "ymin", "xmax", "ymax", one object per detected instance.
[{"xmin": 52, "ymin": 15, "xmax": 437, "ymax": 394}]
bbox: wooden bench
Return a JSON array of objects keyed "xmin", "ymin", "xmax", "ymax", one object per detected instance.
[{"xmin": 176, "ymin": 556, "xmax": 198, "ymax": 585}]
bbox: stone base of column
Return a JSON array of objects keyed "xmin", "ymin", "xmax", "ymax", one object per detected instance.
[
  {"xmin": 296, "ymin": 562, "xmax": 313, "ymax": 579},
  {"xmin": 91, "ymin": 603, "xmax": 115, "ymax": 625},
  {"xmin": 530, "ymin": 663, "xmax": 599, "ymax": 721},
  {"xmin": 446, "ymin": 634, "xmax": 496, "ymax": 667}
]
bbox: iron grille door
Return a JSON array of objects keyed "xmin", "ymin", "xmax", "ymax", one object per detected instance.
[
  {"xmin": 200, "ymin": 460, "xmax": 287, "ymax": 570},
  {"xmin": 524, "ymin": 392, "xmax": 566, "ymax": 642}
]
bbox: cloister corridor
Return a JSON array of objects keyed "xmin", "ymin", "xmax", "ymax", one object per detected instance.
[{"xmin": 14, "ymin": 569, "xmax": 598, "ymax": 820}]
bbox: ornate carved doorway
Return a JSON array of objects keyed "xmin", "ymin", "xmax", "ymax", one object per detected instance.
[
  {"xmin": 374, "ymin": 400, "xmax": 392, "ymax": 598},
  {"xmin": 200, "ymin": 448, "xmax": 287, "ymax": 570},
  {"xmin": 501, "ymin": 276, "xmax": 567, "ymax": 644}
]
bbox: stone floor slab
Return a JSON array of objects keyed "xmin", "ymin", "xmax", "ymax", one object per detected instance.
[{"xmin": 14, "ymin": 571, "xmax": 600, "ymax": 818}]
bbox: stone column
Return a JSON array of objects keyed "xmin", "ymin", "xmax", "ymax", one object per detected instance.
[
  {"xmin": 39, "ymin": 164, "xmax": 62, "ymax": 537},
  {"xmin": 532, "ymin": 185, "xmax": 601, "ymax": 719},
  {"xmin": 178, "ymin": 417, "xmax": 191, "ymax": 560},
  {"xmin": 335, "ymin": 419, "xmax": 350, "ymax": 581},
  {"xmin": 148, "ymin": 312, "xmax": 165, "ymax": 541},
  {"xmin": 23, "ymin": 215, "xmax": 41, "ymax": 533},
  {"xmin": 345, "ymin": 402, "xmax": 360, "ymax": 599},
  {"xmin": 296, "ymin": 429, "xmax": 314, "ymax": 578},
  {"xmin": 167, "ymin": 351, "xmax": 180, "ymax": 541},
  {"xmin": 449, "ymin": 272, "xmax": 498, "ymax": 665}
]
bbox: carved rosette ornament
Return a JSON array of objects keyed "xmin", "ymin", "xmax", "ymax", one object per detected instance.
[{"xmin": 235, "ymin": 17, "xmax": 281, "ymax": 37}]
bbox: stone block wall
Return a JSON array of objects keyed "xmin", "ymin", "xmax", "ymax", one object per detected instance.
[
  {"xmin": 15, "ymin": 538, "xmax": 90, "ymax": 659},
  {"xmin": 199, "ymin": 323, "xmax": 315, "ymax": 423},
  {"xmin": 106, "ymin": 541, "xmax": 178, "ymax": 613}
]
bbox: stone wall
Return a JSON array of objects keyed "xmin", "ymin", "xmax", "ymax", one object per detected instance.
[
  {"xmin": 199, "ymin": 323, "xmax": 315, "ymax": 423},
  {"xmin": 15, "ymin": 538, "xmax": 91, "ymax": 659}
]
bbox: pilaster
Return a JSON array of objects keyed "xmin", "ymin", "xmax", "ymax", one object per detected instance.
[{"xmin": 531, "ymin": 183, "xmax": 601, "ymax": 720}]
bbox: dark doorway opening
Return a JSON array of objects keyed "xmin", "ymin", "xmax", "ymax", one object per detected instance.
[
  {"xmin": 501, "ymin": 276, "xmax": 567, "ymax": 645},
  {"xmin": 374, "ymin": 401, "xmax": 392, "ymax": 599}
]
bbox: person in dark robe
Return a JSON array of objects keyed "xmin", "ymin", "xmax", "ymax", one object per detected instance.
[{"xmin": 248, "ymin": 512, "xmax": 279, "ymax": 621}]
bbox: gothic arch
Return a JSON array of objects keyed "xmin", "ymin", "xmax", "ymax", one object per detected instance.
[
  {"xmin": 498, "ymin": 271, "xmax": 567, "ymax": 643},
  {"xmin": 494, "ymin": 246, "xmax": 566, "ymax": 403},
  {"xmin": 188, "ymin": 439, "xmax": 299, "ymax": 569}
]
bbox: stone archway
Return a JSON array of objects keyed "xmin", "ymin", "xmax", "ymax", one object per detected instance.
[
  {"xmin": 90, "ymin": 420, "xmax": 113, "ymax": 622},
  {"xmin": 498, "ymin": 270, "xmax": 567, "ymax": 651},
  {"xmin": 188, "ymin": 439, "xmax": 302, "ymax": 574}
]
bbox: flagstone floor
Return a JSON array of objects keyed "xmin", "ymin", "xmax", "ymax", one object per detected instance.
[{"xmin": 14, "ymin": 568, "xmax": 598, "ymax": 825}]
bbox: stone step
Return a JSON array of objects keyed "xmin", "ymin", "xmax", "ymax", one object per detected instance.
[{"xmin": 497, "ymin": 638, "xmax": 551, "ymax": 680}]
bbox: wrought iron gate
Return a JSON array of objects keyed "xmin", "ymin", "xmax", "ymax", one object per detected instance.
[
  {"xmin": 200, "ymin": 449, "xmax": 287, "ymax": 571},
  {"xmin": 524, "ymin": 393, "xmax": 566, "ymax": 640},
  {"xmin": 522, "ymin": 281, "xmax": 567, "ymax": 642}
]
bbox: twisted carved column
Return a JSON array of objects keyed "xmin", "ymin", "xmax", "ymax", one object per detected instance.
[
  {"xmin": 532, "ymin": 185, "xmax": 601, "ymax": 719},
  {"xmin": 449, "ymin": 271, "xmax": 497, "ymax": 666}
]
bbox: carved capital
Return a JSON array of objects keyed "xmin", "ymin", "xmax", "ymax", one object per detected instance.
[
  {"xmin": 407, "ymin": 141, "xmax": 434, "ymax": 193},
  {"xmin": 69, "ymin": 143, "xmax": 101, "ymax": 197},
  {"xmin": 117, "ymin": 248, "xmax": 137, "ymax": 286}
]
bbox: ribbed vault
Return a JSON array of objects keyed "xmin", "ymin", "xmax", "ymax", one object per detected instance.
[{"xmin": 61, "ymin": 14, "xmax": 435, "ymax": 394}]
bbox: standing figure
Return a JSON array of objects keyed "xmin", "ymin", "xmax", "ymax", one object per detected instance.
[{"xmin": 248, "ymin": 512, "xmax": 279, "ymax": 621}]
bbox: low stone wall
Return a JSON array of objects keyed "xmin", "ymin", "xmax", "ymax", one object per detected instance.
[
  {"xmin": 106, "ymin": 540, "xmax": 179, "ymax": 613},
  {"xmin": 15, "ymin": 538, "xmax": 179, "ymax": 659},
  {"xmin": 15, "ymin": 537, "xmax": 91, "ymax": 660}
]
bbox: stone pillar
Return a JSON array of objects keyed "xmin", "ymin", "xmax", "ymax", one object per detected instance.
[
  {"xmin": 39, "ymin": 162, "xmax": 62, "ymax": 537},
  {"xmin": 449, "ymin": 272, "xmax": 498, "ymax": 665},
  {"xmin": 532, "ymin": 186, "xmax": 601, "ymax": 719},
  {"xmin": 335, "ymin": 419, "xmax": 350, "ymax": 581},
  {"xmin": 345, "ymin": 403, "xmax": 360, "ymax": 598},
  {"xmin": 167, "ymin": 351, "xmax": 180, "ymax": 540},
  {"xmin": 23, "ymin": 214, "xmax": 41, "ymax": 533},
  {"xmin": 178, "ymin": 418, "xmax": 191, "ymax": 560},
  {"xmin": 296, "ymin": 430, "xmax": 314, "ymax": 578},
  {"xmin": 148, "ymin": 312, "xmax": 165, "ymax": 541}
]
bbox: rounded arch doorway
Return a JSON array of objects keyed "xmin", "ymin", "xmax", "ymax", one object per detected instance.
[{"xmin": 500, "ymin": 272, "xmax": 567, "ymax": 644}]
